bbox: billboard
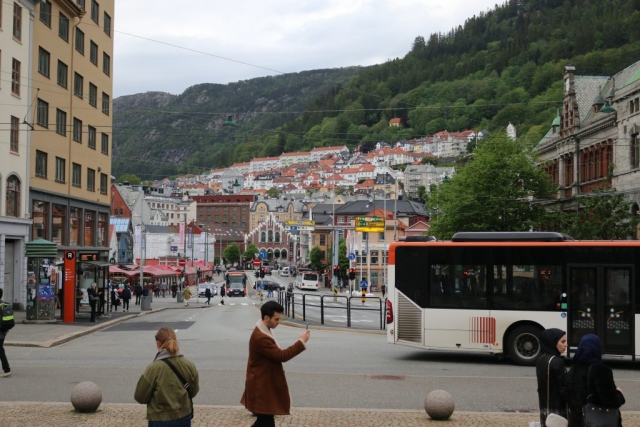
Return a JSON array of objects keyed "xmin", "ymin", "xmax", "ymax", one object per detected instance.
[{"xmin": 355, "ymin": 216, "xmax": 384, "ymax": 233}]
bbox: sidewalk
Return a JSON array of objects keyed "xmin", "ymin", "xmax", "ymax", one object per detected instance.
[
  {"xmin": 7, "ymin": 402, "xmax": 640, "ymax": 427},
  {"xmin": 4, "ymin": 285, "xmax": 216, "ymax": 348}
]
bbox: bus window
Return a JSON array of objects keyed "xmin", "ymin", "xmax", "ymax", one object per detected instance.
[
  {"xmin": 429, "ymin": 264, "xmax": 487, "ymax": 309},
  {"xmin": 491, "ymin": 265, "xmax": 563, "ymax": 311}
]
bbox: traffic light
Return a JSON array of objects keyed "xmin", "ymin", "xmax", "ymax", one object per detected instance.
[
  {"xmin": 260, "ymin": 267, "xmax": 265, "ymax": 279},
  {"xmin": 348, "ymin": 268, "xmax": 356, "ymax": 281}
]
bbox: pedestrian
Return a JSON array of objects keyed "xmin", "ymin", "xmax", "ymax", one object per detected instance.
[
  {"xmin": 135, "ymin": 282, "xmax": 143, "ymax": 305},
  {"xmin": 0, "ymin": 288, "xmax": 12, "ymax": 377},
  {"xmin": 266, "ymin": 283, "xmax": 273, "ymax": 298},
  {"xmin": 381, "ymin": 284, "xmax": 386, "ymax": 299},
  {"xmin": 183, "ymin": 286, "xmax": 191, "ymax": 307},
  {"xmin": 87, "ymin": 282, "xmax": 100, "ymax": 322},
  {"xmin": 241, "ymin": 301, "xmax": 310, "ymax": 427},
  {"xmin": 161, "ymin": 282, "xmax": 168, "ymax": 298},
  {"xmin": 110, "ymin": 286, "xmax": 120, "ymax": 312},
  {"xmin": 121, "ymin": 285, "xmax": 131, "ymax": 312},
  {"xmin": 535, "ymin": 328, "xmax": 569, "ymax": 427},
  {"xmin": 204, "ymin": 287, "xmax": 212, "ymax": 306},
  {"xmin": 154, "ymin": 282, "xmax": 160, "ymax": 298},
  {"xmin": 220, "ymin": 284, "xmax": 225, "ymax": 305},
  {"xmin": 134, "ymin": 327, "xmax": 199, "ymax": 427},
  {"xmin": 142, "ymin": 285, "xmax": 150, "ymax": 297},
  {"xmin": 171, "ymin": 284, "xmax": 178, "ymax": 298},
  {"xmin": 567, "ymin": 334, "xmax": 625, "ymax": 427},
  {"xmin": 339, "ymin": 279, "xmax": 344, "ymax": 293}
]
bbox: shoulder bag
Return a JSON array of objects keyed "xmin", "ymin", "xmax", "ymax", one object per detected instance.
[
  {"xmin": 545, "ymin": 356, "xmax": 568, "ymax": 427},
  {"xmin": 583, "ymin": 364, "xmax": 620, "ymax": 427},
  {"xmin": 161, "ymin": 358, "xmax": 193, "ymax": 414}
]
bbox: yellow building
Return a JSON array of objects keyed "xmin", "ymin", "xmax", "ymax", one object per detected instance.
[{"xmin": 29, "ymin": 0, "xmax": 113, "ymax": 261}]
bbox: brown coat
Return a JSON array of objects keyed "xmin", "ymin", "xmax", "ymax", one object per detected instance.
[{"xmin": 240, "ymin": 323, "xmax": 306, "ymax": 415}]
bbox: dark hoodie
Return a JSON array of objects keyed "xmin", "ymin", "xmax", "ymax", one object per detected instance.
[
  {"xmin": 535, "ymin": 328, "xmax": 569, "ymax": 426},
  {"xmin": 567, "ymin": 334, "xmax": 625, "ymax": 427}
]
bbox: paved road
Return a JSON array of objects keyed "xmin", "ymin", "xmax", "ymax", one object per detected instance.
[{"xmin": 5, "ymin": 299, "xmax": 640, "ymax": 415}]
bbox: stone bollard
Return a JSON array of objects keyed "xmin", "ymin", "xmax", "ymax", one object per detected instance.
[
  {"xmin": 424, "ymin": 389, "xmax": 455, "ymax": 420},
  {"xmin": 70, "ymin": 381, "xmax": 102, "ymax": 413}
]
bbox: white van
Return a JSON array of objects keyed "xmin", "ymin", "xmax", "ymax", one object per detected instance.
[{"xmin": 295, "ymin": 270, "xmax": 320, "ymax": 290}]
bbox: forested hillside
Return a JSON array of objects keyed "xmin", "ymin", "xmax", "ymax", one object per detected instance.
[{"xmin": 114, "ymin": 0, "xmax": 640, "ymax": 179}]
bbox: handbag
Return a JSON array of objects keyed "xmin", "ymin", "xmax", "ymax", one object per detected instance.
[
  {"xmin": 545, "ymin": 356, "xmax": 568, "ymax": 427},
  {"xmin": 583, "ymin": 365, "xmax": 620, "ymax": 427}
]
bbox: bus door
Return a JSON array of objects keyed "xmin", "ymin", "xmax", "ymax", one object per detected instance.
[{"xmin": 568, "ymin": 265, "xmax": 633, "ymax": 355}]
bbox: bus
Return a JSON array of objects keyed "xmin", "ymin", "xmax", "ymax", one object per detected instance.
[
  {"xmin": 225, "ymin": 271, "xmax": 247, "ymax": 289},
  {"xmin": 295, "ymin": 269, "xmax": 320, "ymax": 290},
  {"xmin": 386, "ymin": 232, "xmax": 637, "ymax": 365}
]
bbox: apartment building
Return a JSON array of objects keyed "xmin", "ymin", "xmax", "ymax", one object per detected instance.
[
  {"xmin": 1, "ymin": 0, "xmax": 37, "ymax": 307},
  {"xmin": 29, "ymin": 0, "xmax": 114, "ymax": 261}
]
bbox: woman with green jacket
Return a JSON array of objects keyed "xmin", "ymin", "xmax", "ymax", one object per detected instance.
[{"xmin": 135, "ymin": 327, "xmax": 199, "ymax": 426}]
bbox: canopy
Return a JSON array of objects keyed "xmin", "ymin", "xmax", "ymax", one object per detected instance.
[{"xmin": 25, "ymin": 239, "xmax": 58, "ymax": 258}]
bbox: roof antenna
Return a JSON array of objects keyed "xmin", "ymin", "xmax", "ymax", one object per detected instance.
[{"xmin": 22, "ymin": 88, "xmax": 40, "ymax": 130}]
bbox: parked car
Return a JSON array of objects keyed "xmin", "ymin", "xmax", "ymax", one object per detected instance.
[
  {"xmin": 228, "ymin": 282, "xmax": 246, "ymax": 297},
  {"xmin": 198, "ymin": 283, "xmax": 217, "ymax": 297}
]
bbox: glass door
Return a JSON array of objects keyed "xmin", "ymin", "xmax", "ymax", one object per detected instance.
[{"xmin": 568, "ymin": 266, "xmax": 633, "ymax": 355}]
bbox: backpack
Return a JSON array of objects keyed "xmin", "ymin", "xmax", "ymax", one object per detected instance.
[{"xmin": 0, "ymin": 302, "xmax": 15, "ymax": 332}]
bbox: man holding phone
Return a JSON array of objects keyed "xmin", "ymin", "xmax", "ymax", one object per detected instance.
[{"xmin": 241, "ymin": 301, "xmax": 310, "ymax": 427}]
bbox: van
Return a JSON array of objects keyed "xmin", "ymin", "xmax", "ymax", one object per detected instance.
[{"xmin": 295, "ymin": 269, "xmax": 319, "ymax": 290}]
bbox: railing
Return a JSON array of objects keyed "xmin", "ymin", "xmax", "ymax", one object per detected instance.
[{"xmin": 278, "ymin": 290, "xmax": 386, "ymax": 330}]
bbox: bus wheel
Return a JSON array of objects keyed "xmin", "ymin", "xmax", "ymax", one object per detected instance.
[{"xmin": 506, "ymin": 325, "xmax": 542, "ymax": 366}]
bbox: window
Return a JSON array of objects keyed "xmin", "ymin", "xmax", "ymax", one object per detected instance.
[
  {"xmin": 89, "ymin": 83, "xmax": 97, "ymax": 107},
  {"xmin": 38, "ymin": 48, "xmax": 50, "ymax": 77},
  {"xmin": 37, "ymin": 99, "xmax": 49, "ymax": 127},
  {"xmin": 69, "ymin": 207, "xmax": 79, "ymax": 245},
  {"xmin": 59, "ymin": 13, "xmax": 69, "ymax": 41},
  {"xmin": 90, "ymin": 41, "xmax": 98, "ymax": 65},
  {"xmin": 100, "ymin": 173, "xmax": 108, "ymax": 195},
  {"xmin": 73, "ymin": 118, "xmax": 82, "ymax": 142},
  {"xmin": 356, "ymin": 250, "xmax": 364, "ymax": 265},
  {"xmin": 84, "ymin": 210, "xmax": 95, "ymax": 245},
  {"xmin": 10, "ymin": 116, "xmax": 19, "ymax": 153},
  {"xmin": 72, "ymin": 163, "xmax": 81, "ymax": 187},
  {"xmin": 55, "ymin": 157, "xmax": 66, "ymax": 183},
  {"xmin": 101, "ymin": 133, "xmax": 109, "ymax": 154},
  {"xmin": 103, "ymin": 12, "xmax": 111, "ymax": 36},
  {"xmin": 102, "ymin": 53, "xmax": 110, "ymax": 76},
  {"xmin": 52, "ymin": 204, "xmax": 66, "ymax": 244},
  {"xmin": 319, "ymin": 235, "xmax": 326, "ymax": 246},
  {"xmin": 97, "ymin": 212, "xmax": 107, "ymax": 245},
  {"xmin": 13, "ymin": 3, "xmax": 21, "ymax": 40},
  {"xmin": 370, "ymin": 250, "xmax": 379, "ymax": 265},
  {"xmin": 55, "ymin": 109, "xmax": 66, "ymax": 135},
  {"xmin": 87, "ymin": 168, "xmax": 95, "ymax": 191},
  {"xmin": 39, "ymin": 1, "xmax": 51, "ymax": 26},
  {"xmin": 11, "ymin": 58, "xmax": 20, "ymax": 95},
  {"xmin": 88, "ymin": 126, "xmax": 96, "ymax": 149},
  {"xmin": 75, "ymin": 28, "xmax": 84, "ymax": 54},
  {"xmin": 102, "ymin": 92, "xmax": 110, "ymax": 115},
  {"xmin": 91, "ymin": 0, "xmax": 99, "ymax": 24},
  {"xmin": 76, "ymin": 0, "xmax": 85, "ymax": 9},
  {"xmin": 36, "ymin": 150, "xmax": 48, "ymax": 178},
  {"xmin": 6, "ymin": 176, "xmax": 20, "ymax": 217},
  {"xmin": 74, "ymin": 72, "xmax": 83, "ymax": 98},
  {"xmin": 32, "ymin": 201, "xmax": 48, "ymax": 240},
  {"xmin": 57, "ymin": 61, "xmax": 68, "ymax": 88},
  {"xmin": 632, "ymin": 134, "xmax": 640, "ymax": 169}
]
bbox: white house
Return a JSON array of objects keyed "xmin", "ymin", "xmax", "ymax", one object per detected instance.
[
  {"xmin": 279, "ymin": 151, "xmax": 311, "ymax": 167},
  {"xmin": 310, "ymin": 146, "xmax": 349, "ymax": 162}
]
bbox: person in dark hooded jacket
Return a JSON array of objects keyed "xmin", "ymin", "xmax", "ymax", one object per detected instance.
[
  {"xmin": 567, "ymin": 334, "xmax": 625, "ymax": 427},
  {"xmin": 535, "ymin": 328, "xmax": 569, "ymax": 426}
]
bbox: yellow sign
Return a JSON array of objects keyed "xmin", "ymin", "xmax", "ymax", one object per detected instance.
[
  {"xmin": 355, "ymin": 216, "xmax": 384, "ymax": 233},
  {"xmin": 284, "ymin": 220, "xmax": 315, "ymax": 227}
]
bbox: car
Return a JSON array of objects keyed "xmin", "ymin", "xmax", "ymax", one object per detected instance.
[
  {"xmin": 197, "ymin": 283, "xmax": 217, "ymax": 297},
  {"xmin": 228, "ymin": 282, "xmax": 246, "ymax": 297},
  {"xmin": 254, "ymin": 279, "xmax": 285, "ymax": 291},
  {"xmin": 264, "ymin": 267, "xmax": 272, "ymax": 276},
  {"xmin": 280, "ymin": 267, "xmax": 290, "ymax": 277}
]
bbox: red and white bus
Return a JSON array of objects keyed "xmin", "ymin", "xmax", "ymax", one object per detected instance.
[{"xmin": 386, "ymin": 232, "xmax": 637, "ymax": 365}]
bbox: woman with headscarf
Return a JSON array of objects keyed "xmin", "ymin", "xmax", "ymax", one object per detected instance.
[
  {"xmin": 535, "ymin": 328, "xmax": 569, "ymax": 426},
  {"xmin": 135, "ymin": 327, "xmax": 199, "ymax": 427},
  {"xmin": 567, "ymin": 334, "xmax": 625, "ymax": 427}
]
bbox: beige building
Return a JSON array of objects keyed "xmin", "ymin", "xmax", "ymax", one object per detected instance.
[{"xmin": 29, "ymin": 0, "xmax": 114, "ymax": 261}]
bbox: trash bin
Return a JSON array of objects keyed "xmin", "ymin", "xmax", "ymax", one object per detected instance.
[
  {"xmin": 176, "ymin": 291, "xmax": 184, "ymax": 303},
  {"xmin": 141, "ymin": 295, "xmax": 152, "ymax": 311}
]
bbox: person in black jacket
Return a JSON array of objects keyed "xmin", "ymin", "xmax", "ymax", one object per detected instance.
[
  {"xmin": 536, "ymin": 328, "xmax": 569, "ymax": 426},
  {"xmin": 204, "ymin": 287, "xmax": 212, "ymax": 306},
  {"xmin": 567, "ymin": 334, "xmax": 625, "ymax": 427},
  {"xmin": 135, "ymin": 283, "xmax": 143, "ymax": 305},
  {"xmin": 121, "ymin": 285, "xmax": 131, "ymax": 312}
]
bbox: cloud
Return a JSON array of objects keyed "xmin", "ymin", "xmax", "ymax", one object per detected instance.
[{"xmin": 114, "ymin": 0, "xmax": 499, "ymax": 97}]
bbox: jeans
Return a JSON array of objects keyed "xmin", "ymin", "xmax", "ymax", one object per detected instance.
[
  {"xmin": 251, "ymin": 414, "xmax": 275, "ymax": 427},
  {"xmin": 136, "ymin": 295, "xmax": 141, "ymax": 305},
  {"xmin": 122, "ymin": 299, "xmax": 129, "ymax": 311},
  {"xmin": 0, "ymin": 337, "xmax": 10, "ymax": 373},
  {"xmin": 148, "ymin": 413, "xmax": 192, "ymax": 427}
]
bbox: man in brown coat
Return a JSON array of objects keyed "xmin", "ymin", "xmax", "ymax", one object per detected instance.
[{"xmin": 241, "ymin": 300, "xmax": 310, "ymax": 427}]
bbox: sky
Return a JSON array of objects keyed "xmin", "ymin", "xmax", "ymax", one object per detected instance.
[{"xmin": 113, "ymin": 0, "xmax": 500, "ymax": 98}]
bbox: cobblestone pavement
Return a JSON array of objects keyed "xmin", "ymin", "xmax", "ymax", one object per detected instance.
[{"xmin": 2, "ymin": 403, "xmax": 640, "ymax": 427}]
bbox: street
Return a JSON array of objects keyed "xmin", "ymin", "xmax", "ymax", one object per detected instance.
[{"xmin": 4, "ymin": 298, "xmax": 640, "ymax": 414}]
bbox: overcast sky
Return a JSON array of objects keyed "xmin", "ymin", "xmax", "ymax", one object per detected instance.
[{"xmin": 113, "ymin": 1, "xmax": 500, "ymax": 98}]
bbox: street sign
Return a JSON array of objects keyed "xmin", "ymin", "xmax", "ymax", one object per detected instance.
[
  {"xmin": 284, "ymin": 220, "xmax": 314, "ymax": 232},
  {"xmin": 259, "ymin": 252, "xmax": 266, "ymax": 259},
  {"xmin": 178, "ymin": 259, "xmax": 186, "ymax": 267},
  {"xmin": 348, "ymin": 253, "xmax": 356, "ymax": 260},
  {"xmin": 355, "ymin": 216, "xmax": 384, "ymax": 233},
  {"xmin": 289, "ymin": 226, "xmax": 298, "ymax": 231}
]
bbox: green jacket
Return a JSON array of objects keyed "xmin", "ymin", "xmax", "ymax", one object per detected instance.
[{"xmin": 134, "ymin": 351, "xmax": 199, "ymax": 422}]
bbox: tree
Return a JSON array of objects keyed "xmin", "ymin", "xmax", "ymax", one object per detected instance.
[
  {"xmin": 309, "ymin": 246, "xmax": 323, "ymax": 272},
  {"xmin": 223, "ymin": 243, "xmax": 241, "ymax": 265},
  {"xmin": 338, "ymin": 238, "xmax": 349, "ymax": 277},
  {"xmin": 417, "ymin": 185, "xmax": 427, "ymax": 201},
  {"xmin": 266, "ymin": 187, "xmax": 280, "ymax": 198},
  {"xmin": 116, "ymin": 174, "xmax": 141, "ymax": 185},
  {"xmin": 243, "ymin": 243, "xmax": 259, "ymax": 261},
  {"xmin": 426, "ymin": 132, "xmax": 555, "ymax": 239}
]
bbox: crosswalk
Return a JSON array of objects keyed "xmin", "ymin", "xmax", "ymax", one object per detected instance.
[{"xmin": 216, "ymin": 302, "xmax": 254, "ymax": 306}]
